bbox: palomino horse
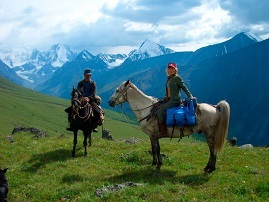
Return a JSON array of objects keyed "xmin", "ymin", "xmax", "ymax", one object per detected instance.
[
  {"xmin": 108, "ymin": 80, "xmax": 230, "ymax": 173},
  {"xmin": 69, "ymin": 88, "xmax": 95, "ymax": 157}
]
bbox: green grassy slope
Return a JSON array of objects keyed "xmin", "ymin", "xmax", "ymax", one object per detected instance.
[
  {"xmin": 0, "ymin": 76, "xmax": 268, "ymax": 201},
  {"xmin": 1, "ymin": 131, "xmax": 268, "ymax": 201},
  {"xmin": 0, "ymin": 76, "xmax": 145, "ymax": 139}
]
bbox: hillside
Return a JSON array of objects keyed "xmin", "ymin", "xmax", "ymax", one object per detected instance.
[{"xmin": 0, "ymin": 76, "xmax": 144, "ymax": 140}]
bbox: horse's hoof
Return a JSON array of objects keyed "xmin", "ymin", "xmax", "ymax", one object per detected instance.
[
  {"xmin": 156, "ymin": 164, "xmax": 161, "ymax": 170},
  {"xmin": 152, "ymin": 160, "xmax": 157, "ymax": 166},
  {"xmin": 204, "ymin": 166, "xmax": 215, "ymax": 173}
]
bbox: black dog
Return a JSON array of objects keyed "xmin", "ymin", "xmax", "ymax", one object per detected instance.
[{"xmin": 0, "ymin": 168, "xmax": 8, "ymax": 202}]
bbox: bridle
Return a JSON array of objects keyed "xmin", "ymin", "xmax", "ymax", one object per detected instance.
[
  {"xmin": 110, "ymin": 82, "xmax": 131, "ymax": 105},
  {"xmin": 71, "ymin": 89, "xmax": 92, "ymax": 121},
  {"xmin": 110, "ymin": 81, "xmax": 156, "ymax": 110}
]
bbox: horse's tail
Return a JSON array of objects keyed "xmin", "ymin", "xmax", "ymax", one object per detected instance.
[{"xmin": 214, "ymin": 100, "xmax": 230, "ymax": 154}]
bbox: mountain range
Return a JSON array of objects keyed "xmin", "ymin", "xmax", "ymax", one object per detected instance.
[{"xmin": 0, "ymin": 31, "xmax": 268, "ymax": 147}]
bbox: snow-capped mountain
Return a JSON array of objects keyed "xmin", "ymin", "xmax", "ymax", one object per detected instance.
[
  {"xmin": 128, "ymin": 39, "xmax": 175, "ymax": 61},
  {"xmin": 0, "ymin": 40, "xmax": 174, "ymax": 87},
  {"xmin": 0, "ymin": 46, "xmax": 32, "ymax": 67},
  {"xmin": 97, "ymin": 53, "xmax": 127, "ymax": 69},
  {"xmin": 0, "ymin": 44, "xmax": 77, "ymax": 69},
  {"xmin": 49, "ymin": 44, "xmax": 78, "ymax": 67},
  {"xmin": 0, "ymin": 44, "xmax": 78, "ymax": 86},
  {"xmin": 0, "ymin": 31, "xmax": 262, "ymax": 89}
]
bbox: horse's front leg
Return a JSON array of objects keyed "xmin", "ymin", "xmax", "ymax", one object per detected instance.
[
  {"xmin": 88, "ymin": 131, "xmax": 92, "ymax": 147},
  {"xmin": 150, "ymin": 137, "xmax": 162, "ymax": 169},
  {"xmin": 83, "ymin": 131, "xmax": 88, "ymax": 156},
  {"xmin": 204, "ymin": 136, "xmax": 216, "ymax": 173},
  {"xmin": 72, "ymin": 131, "xmax": 78, "ymax": 157}
]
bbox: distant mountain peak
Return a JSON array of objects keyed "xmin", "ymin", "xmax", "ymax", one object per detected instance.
[
  {"xmin": 239, "ymin": 31, "xmax": 263, "ymax": 42},
  {"xmin": 76, "ymin": 50, "xmax": 95, "ymax": 61},
  {"xmin": 128, "ymin": 39, "xmax": 175, "ymax": 61},
  {"xmin": 50, "ymin": 44, "xmax": 77, "ymax": 67},
  {"xmin": 96, "ymin": 53, "xmax": 127, "ymax": 69},
  {"xmin": 139, "ymin": 39, "xmax": 155, "ymax": 48}
]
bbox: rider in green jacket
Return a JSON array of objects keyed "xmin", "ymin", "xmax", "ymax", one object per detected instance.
[{"xmin": 157, "ymin": 62, "xmax": 193, "ymax": 137}]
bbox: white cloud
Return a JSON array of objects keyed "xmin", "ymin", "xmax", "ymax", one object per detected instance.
[{"xmin": 0, "ymin": 0, "xmax": 268, "ymax": 54}]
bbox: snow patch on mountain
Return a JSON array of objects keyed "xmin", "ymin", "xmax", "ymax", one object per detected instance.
[
  {"xmin": 50, "ymin": 44, "xmax": 77, "ymax": 67},
  {"xmin": 97, "ymin": 53, "xmax": 127, "ymax": 69},
  {"xmin": 128, "ymin": 39, "xmax": 175, "ymax": 61},
  {"xmin": 0, "ymin": 44, "xmax": 78, "ymax": 84},
  {"xmin": 0, "ymin": 46, "xmax": 32, "ymax": 67},
  {"xmin": 243, "ymin": 31, "xmax": 263, "ymax": 42}
]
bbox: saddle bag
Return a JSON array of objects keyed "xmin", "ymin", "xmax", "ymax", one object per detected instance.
[{"xmin": 166, "ymin": 99, "xmax": 196, "ymax": 126}]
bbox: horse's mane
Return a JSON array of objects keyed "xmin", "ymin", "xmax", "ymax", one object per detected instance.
[{"xmin": 130, "ymin": 82, "xmax": 158, "ymax": 103}]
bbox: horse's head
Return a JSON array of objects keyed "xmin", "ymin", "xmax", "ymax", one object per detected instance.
[
  {"xmin": 108, "ymin": 80, "xmax": 131, "ymax": 108},
  {"xmin": 71, "ymin": 87, "xmax": 84, "ymax": 110}
]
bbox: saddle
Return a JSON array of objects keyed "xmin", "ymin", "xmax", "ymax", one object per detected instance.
[
  {"xmin": 139, "ymin": 98, "xmax": 197, "ymax": 125},
  {"xmin": 138, "ymin": 101, "xmax": 162, "ymax": 123}
]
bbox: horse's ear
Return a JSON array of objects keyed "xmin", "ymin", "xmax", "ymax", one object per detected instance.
[{"xmin": 125, "ymin": 80, "xmax": 130, "ymax": 86}]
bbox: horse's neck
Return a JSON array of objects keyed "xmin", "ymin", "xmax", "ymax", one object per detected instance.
[{"xmin": 127, "ymin": 86, "xmax": 155, "ymax": 121}]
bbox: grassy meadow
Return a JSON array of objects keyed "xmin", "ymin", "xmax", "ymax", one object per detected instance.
[{"xmin": 0, "ymin": 77, "xmax": 268, "ymax": 201}]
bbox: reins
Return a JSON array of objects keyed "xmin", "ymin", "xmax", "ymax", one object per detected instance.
[
  {"xmin": 119, "ymin": 106, "xmax": 141, "ymax": 130},
  {"xmin": 126, "ymin": 103, "xmax": 155, "ymax": 112},
  {"xmin": 74, "ymin": 103, "xmax": 91, "ymax": 120},
  {"xmin": 110, "ymin": 81, "xmax": 160, "ymax": 128},
  {"xmin": 71, "ymin": 90, "xmax": 92, "ymax": 122},
  {"xmin": 118, "ymin": 104, "xmax": 158, "ymax": 131}
]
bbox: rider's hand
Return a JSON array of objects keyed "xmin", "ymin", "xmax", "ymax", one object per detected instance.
[
  {"xmin": 84, "ymin": 97, "xmax": 90, "ymax": 102},
  {"xmin": 163, "ymin": 96, "xmax": 169, "ymax": 102}
]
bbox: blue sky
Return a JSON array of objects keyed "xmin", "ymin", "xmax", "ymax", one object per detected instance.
[{"xmin": 0, "ymin": 0, "xmax": 269, "ymax": 54}]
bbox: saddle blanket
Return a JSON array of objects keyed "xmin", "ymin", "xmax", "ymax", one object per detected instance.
[{"xmin": 166, "ymin": 99, "xmax": 196, "ymax": 126}]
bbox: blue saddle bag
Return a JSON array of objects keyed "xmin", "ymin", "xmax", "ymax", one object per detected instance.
[{"xmin": 166, "ymin": 99, "xmax": 196, "ymax": 126}]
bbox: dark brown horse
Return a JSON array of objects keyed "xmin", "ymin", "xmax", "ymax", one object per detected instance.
[
  {"xmin": 69, "ymin": 88, "xmax": 96, "ymax": 157},
  {"xmin": 0, "ymin": 168, "xmax": 8, "ymax": 202},
  {"xmin": 108, "ymin": 81, "xmax": 230, "ymax": 173}
]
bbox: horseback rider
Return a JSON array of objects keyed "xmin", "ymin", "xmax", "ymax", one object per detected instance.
[
  {"xmin": 66, "ymin": 68, "xmax": 104, "ymax": 132},
  {"xmin": 157, "ymin": 62, "xmax": 193, "ymax": 137}
]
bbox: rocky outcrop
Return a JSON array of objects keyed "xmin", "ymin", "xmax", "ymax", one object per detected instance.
[
  {"xmin": 94, "ymin": 182, "xmax": 144, "ymax": 198},
  {"xmin": 11, "ymin": 126, "xmax": 47, "ymax": 138}
]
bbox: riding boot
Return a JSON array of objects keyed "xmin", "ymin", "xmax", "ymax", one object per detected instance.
[
  {"xmin": 66, "ymin": 125, "xmax": 73, "ymax": 131},
  {"xmin": 66, "ymin": 119, "xmax": 73, "ymax": 131},
  {"xmin": 64, "ymin": 106, "xmax": 72, "ymax": 113},
  {"xmin": 158, "ymin": 123, "xmax": 167, "ymax": 137}
]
